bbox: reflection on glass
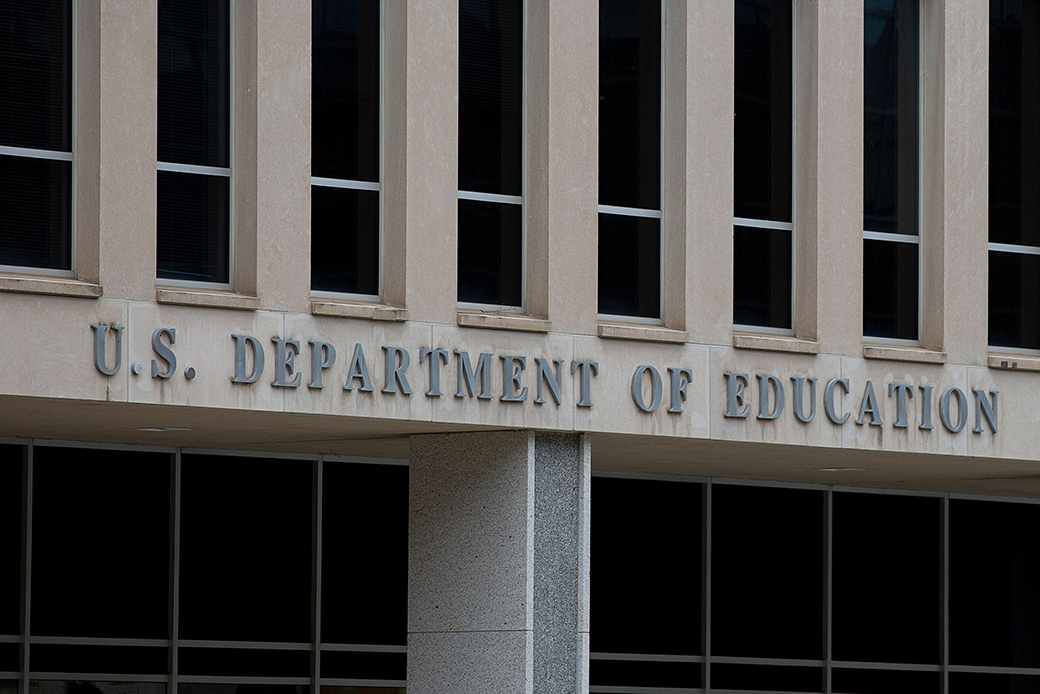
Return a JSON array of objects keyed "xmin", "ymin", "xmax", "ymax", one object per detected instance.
[
  {"xmin": 30, "ymin": 682, "xmax": 165, "ymax": 694},
  {"xmin": 179, "ymin": 685, "xmax": 309, "ymax": 694}
]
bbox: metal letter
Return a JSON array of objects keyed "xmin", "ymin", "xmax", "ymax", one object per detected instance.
[
  {"xmin": 501, "ymin": 355, "xmax": 528, "ymax": 402},
  {"xmin": 972, "ymin": 388, "xmax": 999, "ymax": 434},
  {"xmin": 570, "ymin": 360, "xmax": 600, "ymax": 408},
  {"xmin": 940, "ymin": 387, "xmax": 968, "ymax": 433},
  {"xmin": 150, "ymin": 327, "xmax": 176, "ymax": 379},
  {"xmin": 420, "ymin": 349, "xmax": 450, "ymax": 397},
  {"xmin": 856, "ymin": 380, "xmax": 884, "ymax": 426},
  {"xmin": 919, "ymin": 385, "xmax": 935, "ymax": 430},
  {"xmin": 455, "ymin": 351, "xmax": 493, "ymax": 399},
  {"xmin": 667, "ymin": 367, "xmax": 693, "ymax": 414},
  {"xmin": 308, "ymin": 341, "xmax": 337, "ymax": 390},
  {"xmin": 272, "ymin": 338, "xmax": 302, "ymax": 388},
  {"xmin": 381, "ymin": 346, "xmax": 412, "ymax": 395},
  {"xmin": 757, "ymin": 374, "xmax": 785, "ymax": 420},
  {"xmin": 791, "ymin": 376, "xmax": 817, "ymax": 423},
  {"xmin": 344, "ymin": 343, "xmax": 374, "ymax": 392},
  {"xmin": 887, "ymin": 383, "xmax": 914, "ymax": 428},
  {"xmin": 631, "ymin": 365, "xmax": 663, "ymax": 413},
  {"xmin": 534, "ymin": 358, "xmax": 564, "ymax": 405},
  {"xmin": 724, "ymin": 372, "xmax": 751, "ymax": 418},
  {"xmin": 824, "ymin": 378, "xmax": 850, "ymax": 425},
  {"xmin": 231, "ymin": 334, "xmax": 264, "ymax": 384},
  {"xmin": 91, "ymin": 324, "xmax": 124, "ymax": 377}
]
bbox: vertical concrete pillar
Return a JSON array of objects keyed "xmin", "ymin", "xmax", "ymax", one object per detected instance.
[{"xmin": 408, "ymin": 431, "xmax": 590, "ymax": 694}]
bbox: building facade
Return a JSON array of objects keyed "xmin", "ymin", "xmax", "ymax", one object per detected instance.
[{"xmin": 0, "ymin": 0, "xmax": 1038, "ymax": 692}]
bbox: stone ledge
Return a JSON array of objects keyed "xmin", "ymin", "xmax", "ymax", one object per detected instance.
[
  {"xmin": 312, "ymin": 300, "xmax": 410, "ymax": 321},
  {"xmin": 457, "ymin": 312, "xmax": 551, "ymax": 333},
  {"xmin": 597, "ymin": 323, "xmax": 688, "ymax": 344},
  {"xmin": 863, "ymin": 345, "xmax": 948, "ymax": 364},
  {"xmin": 988, "ymin": 354, "xmax": 1040, "ymax": 372},
  {"xmin": 156, "ymin": 288, "xmax": 260, "ymax": 311},
  {"xmin": 0, "ymin": 275, "xmax": 102, "ymax": 299},
  {"xmin": 733, "ymin": 333, "xmax": 819, "ymax": 354}
]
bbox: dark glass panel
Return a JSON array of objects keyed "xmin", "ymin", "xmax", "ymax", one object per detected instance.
[
  {"xmin": 864, "ymin": 0, "xmax": 919, "ymax": 235},
  {"xmin": 591, "ymin": 477, "xmax": 701, "ymax": 656},
  {"xmin": 31, "ymin": 447, "xmax": 171, "ymax": 639},
  {"xmin": 0, "ymin": 446, "xmax": 22, "ymax": 637},
  {"xmin": 0, "ymin": 0, "xmax": 71, "ymax": 151},
  {"xmin": 832, "ymin": 668, "xmax": 938, "ymax": 694},
  {"xmin": 457, "ymin": 198, "xmax": 523, "ymax": 306},
  {"xmin": 157, "ymin": 170, "xmax": 230, "ymax": 283},
  {"xmin": 950, "ymin": 673, "xmax": 1040, "ymax": 694},
  {"xmin": 180, "ymin": 684, "xmax": 309, "ymax": 694},
  {"xmin": 322, "ymin": 462, "xmax": 407, "ymax": 646},
  {"xmin": 599, "ymin": 0, "xmax": 661, "ymax": 210},
  {"xmin": 863, "ymin": 238, "xmax": 918, "ymax": 340},
  {"xmin": 0, "ymin": 644, "xmax": 17, "ymax": 671},
  {"xmin": 459, "ymin": 0, "xmax": 522, "ymax": 196},
  {"xmin": 179, "ymin": 455, "xmax": 312, "ymax": 643},
  {"xmin": 320, "ymin": 651, "xmax": 407, "ymax": 681},
  {"xmin": 158, "ymin": 0, "xmax": 230, "ymax": 167},
  {"xmin": 990, "ymin": 250, "xmax": 1040, "ymax": 350},
  {"xmin": 588, "ymin": 659, "xmax": 700, "ymax": 690},
  {"xmin": 28, "ymin": 645, "xmax": 168, "ymax": 675},
  {"xmin": 31, "ymin": 682, "xmax": 166, "ymax": 694},
  {"xmin": 735, "ymin": 0, "xmax": 793, "ymax": 223},
  {"xmin": 178, "ymin": 648, "xmax": 311, "ymax": 677},
  {"xmin": 320, "ymin": 687, "xmax": 404, "ymax": 694},
  {"xmin": 712, "ymin": 485, "xmax": 824, "ymax": 659},
  {"xmin": 990, "ymin": 0, "xmax": 1040, "ymax": 247},
  {"xmin": 0, "ymin": 155, "xmax": 71, "ymax": 271},
  {"xmin": 833, "ymin": 492, "xmax": 940, "ymax": 665},
  {"xmin": 950, "ymin": 500, "xmax": 1040, "ymax": 668},
  {"xmin": 734, "ymin": 224, "xmax": 793, "ymax": 329},
  {"xmin": 312, "ymin": 0, "xmax": 380, "ymax": 182},
  {"xmin": 311, "ymin": 186, "xmax": 380, "ymax": 296},
  {"xmin": 712, "ymin": 664, "xmax": 822, "ymax": 692},
  {"xmin": 598, "ymin": 213, "xmax": 660, "ymax": 318}
]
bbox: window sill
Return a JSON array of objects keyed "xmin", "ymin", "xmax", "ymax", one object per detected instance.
[
  {"xmin": 597, "ymin": 323, "xmax": 687, "ymax": 344},
  {"xmin": 988, "ymin": 354, "xmax": 1040, "ymax": 372},
  {"xmin": 863, "ymin": 345, "xmax": 947, "ymax": 364},
  {"xmin": 156, "ymin": 288, "xmax": 260, "ymax": 311},
  {"xmin": 311, "ymin": 300, "xmax": 409, "ymax": 322},
  {"xmin": 457, "ymin": 312, "xmax": 551, "ymax": 333},
  {"xmin": 733, "ymin": 333, "xmax": 819, "ymax": 354},
  {"xmin": 0, "ymin": 275, "xmax": 103, "ymax": 299}
]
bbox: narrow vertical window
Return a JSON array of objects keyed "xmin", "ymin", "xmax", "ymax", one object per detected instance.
[
  {"xmin": 598, "ymin": 0, "xmax": 662, "ymax": 320},
  {"xmin": 733, "ymin": 0, "xmax": 793, "ymax": 332},
  {"xmin": 157, "ymin": 0, "xmax": 231, "ymax": 285},
  {"xmin": 863, "ymin": 0, "xmax": 920, "ymax": 341},
  {"xmin": 989, "ymin": 0, "xmax": 1040, "ymax": 351},
  {"xmin": 458, "ymin": 0, "xmax": 524, "ymax": 309},
  {"xmin": 0, "ymin": 0, "xmax": 73, "ymax": 273},
  {"xmin": 312, "ymin": 0, "xmax": 381, "ymax": 299}
]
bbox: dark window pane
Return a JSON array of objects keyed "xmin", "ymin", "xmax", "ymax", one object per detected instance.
[
  {"xmin": 0, "ymin": 155, "xmax": 71, "ymax": 271},
  {"xmin": 712, "ymin": 664, "xmax": 822, "ymax": 692},
  {"xmin": 734, "ymin": 224, "xmax": 793, "ymax": 329},
  {"xmin": 990, "ymin": 250, "xmax": 1040, "ymax": 350},
  {"xmin": 950, "ymin": 500, "xmax": 1040, "ymax": 668},
  {"xmin": 951, "ymin": 673, "xmax": 1040, "ymax": 694},
  {"xmin": 864, "ymin": 0, "xmax": 919, "ymax": 235},
  {"xmin": 712, "ymin": 485, "xmax": 824, "ymax": 660},
  {"xmin": 179, "ymin": 455, "xmax": 312, "ymax": 643},
  {"xmin": 157, "ymin": 170, "xmax": 230, "ymax": 283},
  {"xmin": 313, "ymin": 0, "xmax": 380, "ymax": 182},
  {"xmin": 320, "ymin": 687, "xmax": 404, "ymax": 694},
  {"xmin": 459, "ymin": 0, "xmax": 522, "ymax": 196},
  {"xmin": 598, "ymin": 213, "xmax": 660, "ymax": 318},
  {"xmin": 311, "ymin": 186, "xmax": 380, "ymax": 295},
  {"xmin": 322, "ymin": 462, "xmax": 407, "ymax": 646},
  {"xmin": 28, "ymin": 644, "xmax": 168, "ymax": 675},
  {"xmin": 0, "ymin": 446, "xmax": 22, "ymax": 637},
  {"xmin": 990, "ymin": 0, "xmax": 1040, "ymax": 247},
  {"xmin": 591, "ymin": 478, "xmax": 702, "ymax": 656},
  {"xmin": 833, "ymin": 492, "xmax": 940, "ymax": 665},
  {"xmin": 0, "ymin": 0, "xmax": 71, "ymax": 151},
  {"xmin": 179, "ymin": 648, "xmax": 311, "ymax": 677},
  {"xmin": 735, "ymin": 0, "xmax": 793, "ymax": 222},
  {"xmin": 864, "ymin": 238, "xmax": 918, "ymax": 340},
  {"xmin": 180, "ymin": 684, "xmax": 309, "ymax": 694},
  {"xmin": 158, "ymin": 0, "xmax": 230, "ymax": 167},
  {"xmin": 832, "ymin": 668, "xmax": 938, "ymax": 694},
  {"xmin": 0, "ymin": 645, "xmax": 16, "ymax": 671},
  {"xmin": 31, "ymin": 447, "xmax": 171, "ymax": 639},
  {"xmin": 599, "ymin": 0, "xmax": 661, "ymax": 210},
  {"xmin": 32, "ymin": 682, "xmax": 166, "ymax": 694},
  {"xmin": 458, "ymin": 198, "xmax": 523, "ymax": 306},
  {"xmin": 589, "ymin": 659, "xmax": 699, "ymax": 690},
  {"xmin": 320, "ymin": 650, "xmax": 407, "ymax": 681}
]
